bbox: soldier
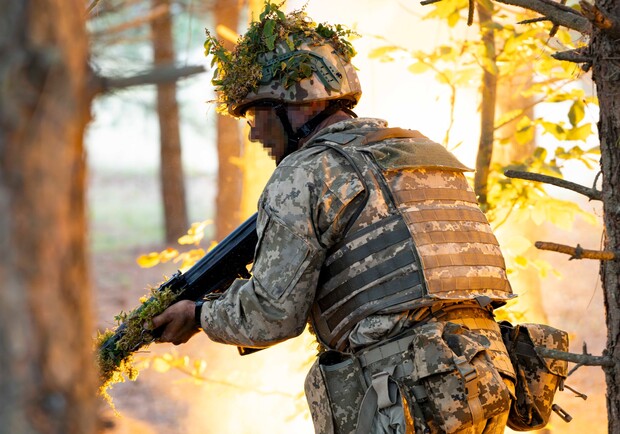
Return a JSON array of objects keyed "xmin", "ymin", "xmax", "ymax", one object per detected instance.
[{"xmin": 151, "ymin": 3, "xmax": 517, "ymax": 433}]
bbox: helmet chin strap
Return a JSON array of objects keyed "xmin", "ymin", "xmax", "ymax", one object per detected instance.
[{"xmin": 273, "ymin": 100, "xmax": 357, "ymax": 163}]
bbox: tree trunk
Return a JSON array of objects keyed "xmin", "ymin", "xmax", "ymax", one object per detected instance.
[
  {"xmin": 474, "ymin": 2, "xmax": 497, "ymax": 210},
  {"xmin": 214, "ymin": 0, "xmax": 244, "ymax": 240},
  {"xmin": 593, "ymin": 1, "xmax": 620, "ymax": 431},
  {"xmin": 0, "ymin": 1, "xmax": 96, "ymax": 433},
  {"xmin": 152, "ymin": 0, "xmax": 188, "ymax": 243}
]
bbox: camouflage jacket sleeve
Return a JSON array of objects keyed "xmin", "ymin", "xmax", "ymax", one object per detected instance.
[{"xmin": 201, "ymin": 147, "xmax": 365, "ymax": 348}]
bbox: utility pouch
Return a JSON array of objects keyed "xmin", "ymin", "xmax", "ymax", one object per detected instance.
[
  {"xmin": 404, "ymin": 321, "xmax": 511, "ymax": 434},
  {"xmin": 304, "ymin": 351, "xmax": 367, "ymax": 434},
  {"xmin": 500, "ymin": 321, "xmax": 569, "ymax": 431}
]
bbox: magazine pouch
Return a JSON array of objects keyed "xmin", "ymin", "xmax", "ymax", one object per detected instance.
[
  {"xmin": 404, "ymin": 321, "xmax": 511, "ymax": 433},
  {"xmin": 305, "ymin": 351, "xmax": 367, "ymax": 434},
  {"xmin": 500, "ymin": 321, "xmax": 569, "ymax": 431}
]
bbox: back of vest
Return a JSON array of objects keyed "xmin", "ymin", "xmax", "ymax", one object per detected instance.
[{"xmin": 309, "ymin": 127, "xmax": 514, "ymax": 351}]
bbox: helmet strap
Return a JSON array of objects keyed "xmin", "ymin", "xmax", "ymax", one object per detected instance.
[{"xmin": 274, "ymin": 100, "xmax": 357, "ymax": 162}]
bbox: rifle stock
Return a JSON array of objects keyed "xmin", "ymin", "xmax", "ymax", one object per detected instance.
[{"xmin": 98, "ymin": 213, "xmax": 259, "ymax": 371}]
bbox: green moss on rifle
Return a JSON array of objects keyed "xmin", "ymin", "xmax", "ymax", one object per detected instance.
[
  {"xmin": 204, "ymin": 1, "xmax": 356, "ymax": 112},
  {"xmin": 96, "ymin": 286, "xmax": 178, "ymax": 403}
]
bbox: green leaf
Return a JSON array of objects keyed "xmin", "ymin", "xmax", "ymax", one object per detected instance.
[{"xmin": 568, "ymin": 100, "xmax": 585, "ymax": 126}]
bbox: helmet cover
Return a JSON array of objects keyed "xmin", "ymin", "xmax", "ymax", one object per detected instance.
[{"xmin": 205, "ymin": 2, "xmax": 362, "ymax": 117}]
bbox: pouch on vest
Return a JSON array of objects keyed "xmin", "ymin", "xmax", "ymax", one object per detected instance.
[
  {"xmin": 304, "ymin": 351, "xmax": 367, "ymax": 434},
  {"xmin": 403, "ymin": 321, "xmax": 511, "ymax": 434},
  {"xmin": 500, "ymin": 321, "xmax": 569, "ymax": 431}
]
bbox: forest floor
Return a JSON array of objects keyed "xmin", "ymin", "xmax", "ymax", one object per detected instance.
[{"xmin": 89, "ymin": 169, "xmax": 609, "ymax": 434}]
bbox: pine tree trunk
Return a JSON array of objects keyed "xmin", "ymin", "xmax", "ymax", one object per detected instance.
[
  {"xmin": 593, "ymin": 1, "xmax": 620, "ymax": 431},
  {"xmin": 152, "ymin": 0, "xmax": 188, "ymax": 243},
  {"xmin": 0, "ymin": 1, "xmax": 96, "ymax": 433},
  {"xmin": 214, "ymin": 0, "xmax": 244, "ymax": 240}
]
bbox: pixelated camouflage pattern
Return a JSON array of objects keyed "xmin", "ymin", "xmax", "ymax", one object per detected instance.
[
  {"xmin": 502, "ymin": 322, "xmax": 569, "ymax": 431},
  {"xmin": 305, "ymin": 359, "xmax": 336, "ymax": 434},
  {"xmin": 307, "ymin": 121, "xmax": 513, "ymax": 351},
  {"xmin": 404, "ymin": 321, "xmax": 512, "ymax": 433},
  {"xmin": 230, "ymin": 38, "xmax": 362, "ymax": 116},
  {"xmin": 439, "ymin": 306, "xmax": 516, "ymax": 380},
  {"xmin": 199, "ymin": 118, "xmax": 515, "ymax": 433},
  {"xmin": 384, "ymin": 167, "xmax": 514, "ymax": 302}
]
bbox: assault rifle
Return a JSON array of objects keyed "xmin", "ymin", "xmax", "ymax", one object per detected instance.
[{"xmin": 98, "ymin": 213, "xmax": 259, "ymax": 371}]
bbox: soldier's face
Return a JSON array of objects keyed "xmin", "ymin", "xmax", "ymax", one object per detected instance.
[{"xmin": 245, "ymin": 105, "xmax": 287, "ymax": 161}]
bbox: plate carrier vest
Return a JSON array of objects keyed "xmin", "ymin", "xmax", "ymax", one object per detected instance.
[{"xmin": 308, "ymin": 127, "xmax": 515, "ymax": 351}]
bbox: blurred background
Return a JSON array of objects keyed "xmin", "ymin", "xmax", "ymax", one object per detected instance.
[{"xmin": 84, "ymin": 0, "xmax": 604, "ymax": 433}]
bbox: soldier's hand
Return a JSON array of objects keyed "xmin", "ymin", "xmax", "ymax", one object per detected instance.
[{"xmin": 149, "ymin": 300, "xmax": 200, "ymax": 345}]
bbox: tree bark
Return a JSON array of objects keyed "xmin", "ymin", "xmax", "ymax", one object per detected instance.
[
  {"xmin": 151, "ymin": 0, "xmax": 188, "ymax": 243},
  {"xmin": 474, "ymin": 2, "xmax": 498, "ymax": 210},
  {"xmin": 214, "ymin": 0, "xmax": 244, "ymax": 240},
  {"xmin": 593, "ymin": 1, "xmax": 620, "ymax": 431},
  {"xmin": 0, "ymin": 1, "xmax": 96, "ymax": 433}
]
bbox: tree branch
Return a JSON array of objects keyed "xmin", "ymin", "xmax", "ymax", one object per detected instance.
[
  {"xmin": 504, "ymin": 169, "xmax": 603, "ymax": 200},
  {"xmin": 536, "ymin": 347, "xmax": 615, "ymax": 367},
  {"xmin": 535, "ymin": 241, "xmax": 616, "ymax": 260},
  {"xmin": 92, "ymin": 65, "xmax": 206, "ymax": 95},
  {"xmin": 91, "ymin": 4, "xmax": 170, "ymax": 37},
  {"xmin": 493, "ymin": 0, "xmax": 591, "ymax": 33},
  {"xmin": 580, "ymin": 0, "xmax": 620, "ymax": 38},
  {"xmin": 552, "ymin": 47, "xmax": 592, "ymax": 64}
]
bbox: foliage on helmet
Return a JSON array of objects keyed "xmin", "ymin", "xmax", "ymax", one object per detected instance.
[{"xmin": 204, "ymin": 1, "xmax": 357, "ymax": 114}]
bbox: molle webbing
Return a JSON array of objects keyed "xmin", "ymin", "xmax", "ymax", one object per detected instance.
[
  {"xmin": 313, "ymin": 214, "xmax": 424, "ymax": 350},
  {"xmin": 389, "ymin": 169, "xmax": 512, "ymax": 299}
]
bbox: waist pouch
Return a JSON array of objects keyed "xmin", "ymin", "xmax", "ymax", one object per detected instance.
[
  {"xmin": 500, "ymin": 321, "xmax": 569, "ymax": 431},
  {"xmin": 402, "ymin": 321, "xmax": 512, "ymax": 433},
  {"xmin": 304, "ymin": 350, "xmax": 367, "ymax": 434}
]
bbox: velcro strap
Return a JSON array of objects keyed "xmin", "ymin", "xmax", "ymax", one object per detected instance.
[
  {"xmin": 361, "ymin": 127, "xmax": 427, "ymax": 145},
  {"xmin": 373, "ymin": 371, "xmax": 399, "ymax": 409},
  {"xmin": 354, "ymin": 368, "xmax": 399, "ymax": 434},
  {"xmin": 404, "ymin": 208, "xmax": 489, "ymax": 224},
  {"xmin": 394, "ymin": 188, "xmax": 478, "ymax": 204},
  {"xmin": 454, "ymin": 356, "xmax": 484, "ymax": 426}
]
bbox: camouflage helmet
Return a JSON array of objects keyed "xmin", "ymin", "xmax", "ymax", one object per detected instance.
[{"xmin": 205, "ymin": 2, "xmax": 362, "ymax": 117}]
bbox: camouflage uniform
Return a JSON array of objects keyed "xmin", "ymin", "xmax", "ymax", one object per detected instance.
[{"xmin": 200, "ymin": 118, "xmax": 516, "ymax": 433}]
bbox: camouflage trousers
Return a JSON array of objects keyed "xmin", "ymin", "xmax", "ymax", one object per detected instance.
[{"xmin": 305, "ymin": 308, "xmax": 515, "ymax": 434}]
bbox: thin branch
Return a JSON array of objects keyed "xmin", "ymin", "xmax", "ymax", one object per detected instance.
[
  {"xmin": 549, "ymin": 0, "xmax": 568, "ymax": 37},
  {"xmin": 91, "ymin": 4, "xmax": 170, "ymax": 37},
  {"xmin": 494, "ymin": 0, "xmax": 591, "ymax": 33},
  {"xmin": 93, "ymin": 65, "xmax": 206, "ymax": 95},
  {"xmin": 504, "ymin": 169, "xmax": 603, "ymax": 201},
  {"xmin": 536, "ymin": 347, "xmax": 614, "ymax": 367},
  {"xmin": 552, "ymin": 48, "xmax": 593, "ymax": 64},
  {"xmin": 535, "ymin": 241, "xmax": 616, "ymax": 261},
  {"xmin": 86, "ymin": 0, "xmax": 102, "ymax": 15},
  {"xmin": 518, "ymin": 17, "xmax": 552, "ymax": 24}
]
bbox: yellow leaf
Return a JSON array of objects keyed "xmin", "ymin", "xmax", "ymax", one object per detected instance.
[
  {"xmin": 503, "ymin": 235, "xmax": 532, "ymax": 255},
  {"xmin": 136, "ymin": 252, "xmax": 160, "ymax": 268},
  {"xmin": 514, "ymin": 255, "xmax": 528, "ymax": 268},
  {"xmin": 206, "ymin": 240, "xmax": 218, "ymax": 253},
  {"xmin": 159, "ymin": 248, "xmax": 179, "ymax": 263},
  {"xmin": 568, "ymin": 100, "xmax": 585, "ymax": 126},
  {"xmin": 151, "ymin": 358, "xmax": 171, "ymax": 373},
  {"xmin": 408, "ymin": 61, "xmax": 431, "ymax": 74},
  {"xmin": 566, "ymin": 123, "xmax": 593, "ymax": 142}
]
